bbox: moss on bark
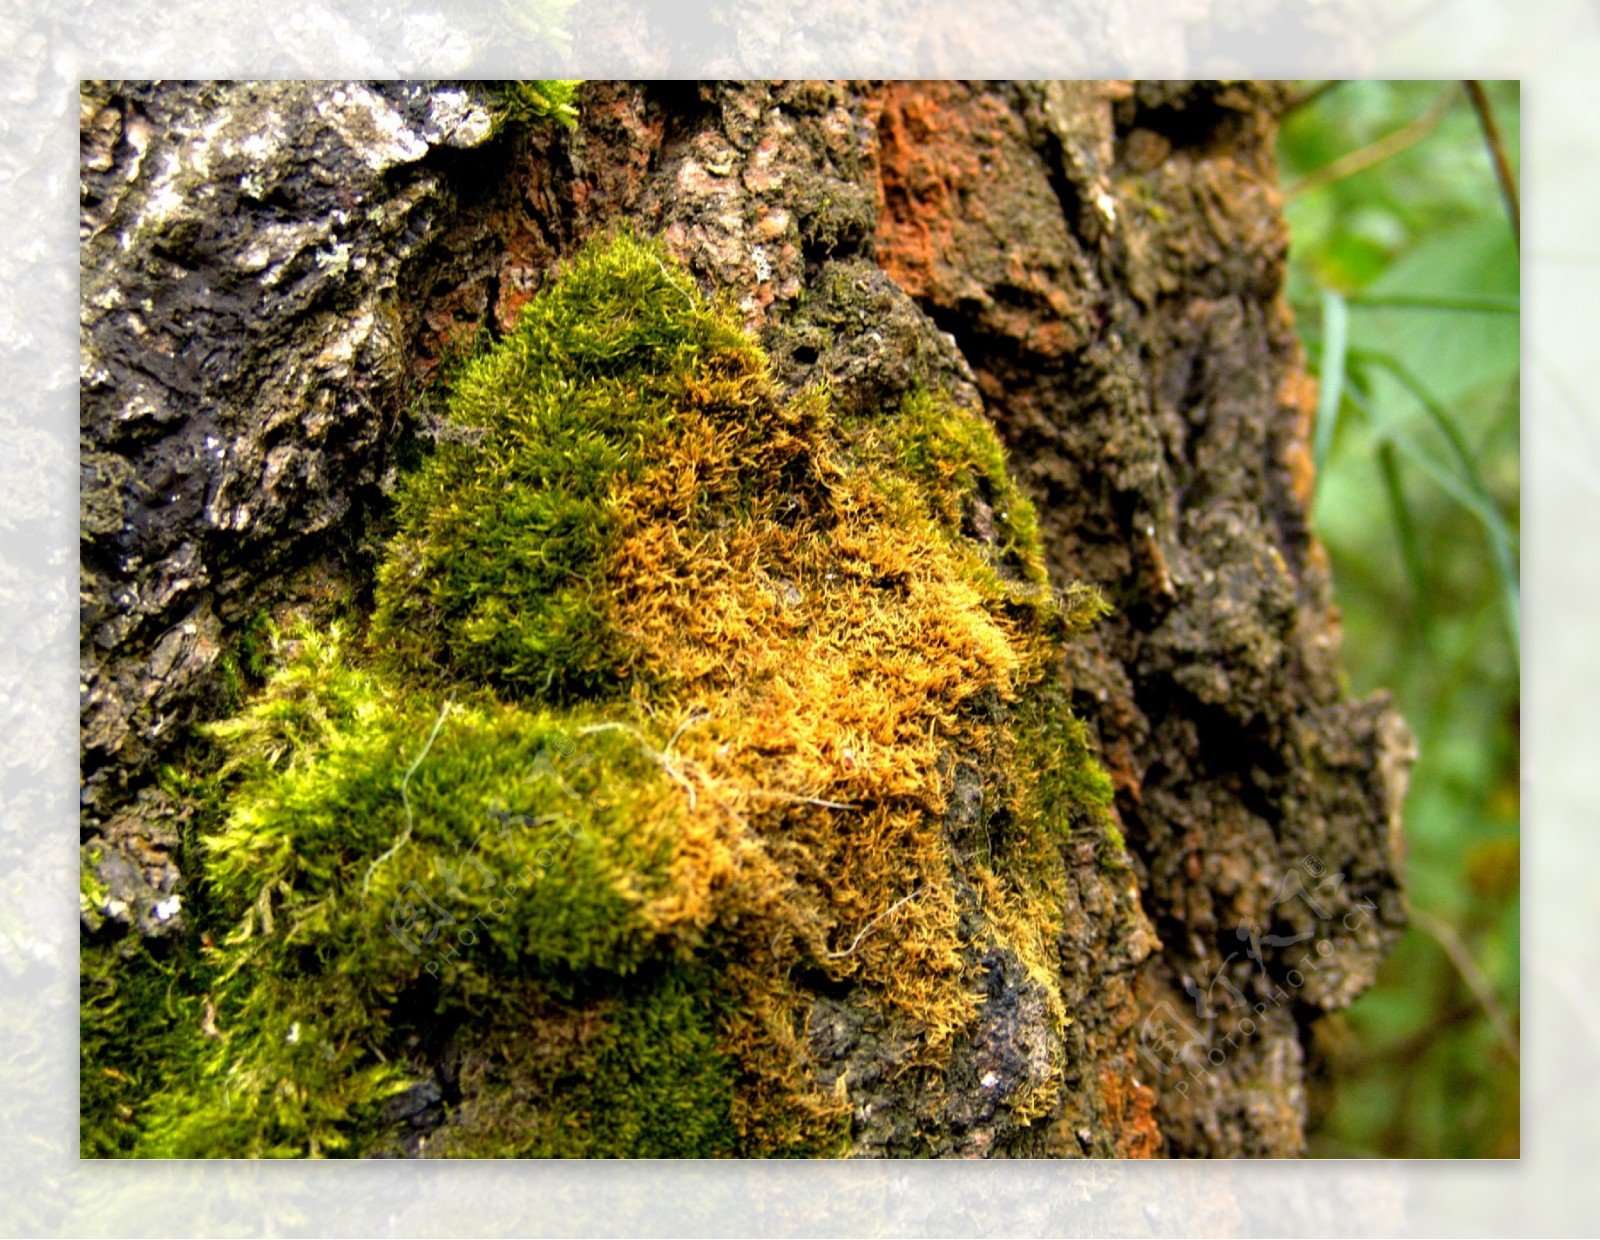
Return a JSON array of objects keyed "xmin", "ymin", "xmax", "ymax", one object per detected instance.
[
  {"xmin": 80, "ymin": 79, "xmax": 1410, "ymax": 1162},
  {"xmin": 81, "ymin": 231, "xmax": 1126, "ymax": 1157}
]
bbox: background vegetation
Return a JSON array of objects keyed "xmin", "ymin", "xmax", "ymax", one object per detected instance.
[{"xmin": 1277, "ymin": 80, "xmax": 1521, "ymax": 1158}]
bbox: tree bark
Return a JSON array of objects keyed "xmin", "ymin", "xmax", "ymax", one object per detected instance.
[{"xmin": 79, "ymin": 79, "xmax": 1412, "ymax": 1158}]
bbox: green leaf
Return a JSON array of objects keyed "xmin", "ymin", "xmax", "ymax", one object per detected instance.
[{"xmin": 1352, "ymin": 218, "xmax": 1519, "ymax": 409}]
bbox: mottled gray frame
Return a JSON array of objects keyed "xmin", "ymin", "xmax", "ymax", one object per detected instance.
[{"xmin": 2, "ymin": 0, "xmax": 1587, "ymax": 1232}]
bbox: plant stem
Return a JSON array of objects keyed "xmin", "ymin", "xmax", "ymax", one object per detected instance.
[
  {"xmin": 1464, "ymin": 81, "xmax": 1520, "ymax": 248},
  {"xmin": 1288, "ymin": 88, "xmax": 1455, "ymax": 200}
]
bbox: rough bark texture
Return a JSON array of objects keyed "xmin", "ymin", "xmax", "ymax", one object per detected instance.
[{"xmin": 79, "ymin": 79, "xmax": 1412, "ymax": 1157}]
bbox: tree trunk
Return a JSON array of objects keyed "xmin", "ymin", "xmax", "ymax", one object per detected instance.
[{"xmin": 79, "ymin": 79, "xmax": 1412, "ymax": 1158}]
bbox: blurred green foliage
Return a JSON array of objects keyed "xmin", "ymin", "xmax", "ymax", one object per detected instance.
[{"xmin": 1277, "ymin": 81, "xmax": 1520, "ymax": 1158}]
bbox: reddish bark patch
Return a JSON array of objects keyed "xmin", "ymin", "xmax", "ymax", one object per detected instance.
[
  {"xmin": 873, "ymin": 81, "xmax": 978, "ymax": 302},
  {"xmin": 1101, "ymin": 1060, "xmax": 1163, "ymax": 1158},
  {"xmin": 873, "ymin": 82, "xmax": 1088, "ymax": 359}
]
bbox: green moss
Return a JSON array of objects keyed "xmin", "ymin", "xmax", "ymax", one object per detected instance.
[
  {"xmin": 436, "ymin": 968, "xmax": 735, "ymax": 1157},
  {"xmin": 889, "ymin": 388, "xmax": 1047, "ymax": 580},
  {"xmin": 217, "ymin": 609, "xmax": 274, "ymax": 711},
  {"xmin": 1101, "ymin": 817, "xmax": 1129, "ymax": 869},
  {"xmin": 204, "ymin": 626, "xmax": 699, "ymax": 983},
  {"xmin": 370, "ymin": 229, "xmax": 758, "ymax": 701},
  {"xmin": 79, "ymin": 845, "xmax": 109, "ymax": 930},
  {"xmin": 80, "ymin": 940, "xmax": 202, "ymax": 1156},
  {"xmin": 92, "ymin": 232, "xmax": 1124, "ymax": 1158},
  {"xmin": 132, "ymin": 967, "xmax": 410, "ymax": 1158},
  {"xmin": 1013, "ymin": 685, "xmax": 1115, "ymax": 843},
  {"xmin": 490, "ymin": 80, "xmax": 582, "ymax": 131},
  {"xmin": 1007, "ymin": 669, "xmax": 1133, "ymax": 879},
  {"xmin": 579, "ymin": 970, "xmax": 735, "ymax": 1155}
]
